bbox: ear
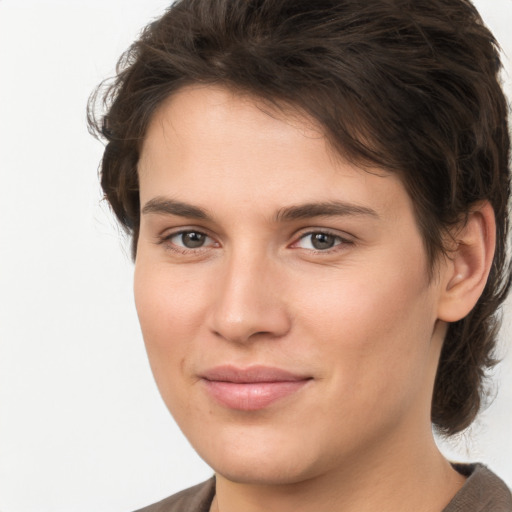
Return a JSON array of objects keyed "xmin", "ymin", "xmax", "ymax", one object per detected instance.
[{"xmin": 437, "ymin": 201, "xmax": 496, "ymax": 323}]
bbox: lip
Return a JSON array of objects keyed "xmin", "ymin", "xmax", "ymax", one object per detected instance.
[{"xmin": 199, "ymin": 365, "xmax": 312, "ymax": 411}]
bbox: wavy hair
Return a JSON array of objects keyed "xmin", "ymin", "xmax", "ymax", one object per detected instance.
[{"xmin": 88, "ymin": 0, "xmax": 511, "ymax": 435}]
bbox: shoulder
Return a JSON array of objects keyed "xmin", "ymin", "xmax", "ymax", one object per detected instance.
[
  {"xmin": 132, "ymin": 477, "xmax": 216, "ymax": 512},
  {"xmin": 443, "ymin": 464, "xmax": 512, "ymax": 512}
]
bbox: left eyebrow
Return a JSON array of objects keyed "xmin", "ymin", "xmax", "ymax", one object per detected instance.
[{"xmin": 274, "ymin": 201, "xmax": 379, "ymax": 222}]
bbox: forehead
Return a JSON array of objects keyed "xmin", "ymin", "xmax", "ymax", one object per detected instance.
[
  {"xmin": 138, "ymin": 85, "xmax": 409, "ymax": 223},
  {"xmin": 140, "ymin": 85, "xmax": 331, "ymax": 173}
]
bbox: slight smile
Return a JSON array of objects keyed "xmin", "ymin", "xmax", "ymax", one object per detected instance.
[{"xmin": 199, "ymin": 365, "xmax": 313, "ymax": 411}]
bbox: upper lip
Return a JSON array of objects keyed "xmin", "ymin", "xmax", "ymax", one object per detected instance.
[{"xmin": 200, "ymin": 365, "xmax": 311, "ymax": 383}]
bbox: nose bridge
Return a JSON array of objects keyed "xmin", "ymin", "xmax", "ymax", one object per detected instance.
[{"xmin": 209, "ymin": 243, "xmax": 290, "ymax": 343}]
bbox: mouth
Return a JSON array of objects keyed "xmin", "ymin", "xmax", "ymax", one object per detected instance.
[{"xmin": 199, "ymin": 365, "xmax": 312, "ymax": 411}]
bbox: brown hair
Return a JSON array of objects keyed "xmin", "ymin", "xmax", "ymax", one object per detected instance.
[{"xmin": 88, "ymin": 0, "xmax": 511, "ymax": 435}]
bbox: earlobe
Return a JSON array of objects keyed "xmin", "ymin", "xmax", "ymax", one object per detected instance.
[{"xmin": 437, "ymin": 201, "xmax": 496, "ymax": 323}]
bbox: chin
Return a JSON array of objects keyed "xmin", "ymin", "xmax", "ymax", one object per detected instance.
[
  {"xmin": 191, "ymin": 426, "xmax": 331, "ymax": 486},
  {"xmin": 209, "ymin": 456, "xmax": 316, "ymax": 486}
]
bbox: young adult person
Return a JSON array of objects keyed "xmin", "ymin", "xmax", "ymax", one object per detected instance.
[{"xmin": 88, "ymin": 0, "xmax": 512, "ymax": 510}]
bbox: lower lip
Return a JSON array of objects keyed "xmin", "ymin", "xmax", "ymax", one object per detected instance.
[{"xmin": 202, "ymin": 380, "xmax": 309, "ymax": 411}]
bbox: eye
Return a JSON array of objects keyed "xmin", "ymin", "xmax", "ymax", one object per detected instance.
[
  {"xmin": 294, "ymin": 231, "xmax": 346, "ymax": 251},
  {"xmin": 166, "ymin": 230, "xmax": 216, "ymax": 250}
]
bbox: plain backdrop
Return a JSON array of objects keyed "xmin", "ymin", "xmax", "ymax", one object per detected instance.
[{"xmin": 0, "ymin": 1, "xmax": 511, "ymax": 511}]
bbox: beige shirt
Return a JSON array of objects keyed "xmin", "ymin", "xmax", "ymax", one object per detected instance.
[{"xmin": 133, "ymin": 464, "xmax": 512, "ymax": 512}]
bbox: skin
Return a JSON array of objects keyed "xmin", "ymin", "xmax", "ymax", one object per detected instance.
[{"xmin": 135, "ymin": 85, "xmax": 493, "ymax": 512}]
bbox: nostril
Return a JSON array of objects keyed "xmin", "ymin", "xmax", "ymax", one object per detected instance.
[{"xmin": 207, "ymin": 265, "xmax": 292, "ymax": 343}]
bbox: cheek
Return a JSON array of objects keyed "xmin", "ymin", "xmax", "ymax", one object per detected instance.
[
  {"xmin": 133, "ymin": 262, "xmax": 209, "ymax": 387},
  {"xmin": 134, "ymin": 258, "xmax": 211, "ymax": 329},
  {"xmin": 294, "ymin": 258, "xmax": 438, "ymax": 407}
]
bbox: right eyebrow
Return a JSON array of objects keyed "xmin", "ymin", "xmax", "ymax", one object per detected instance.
[{"xmin": 141, "ymin": 197, "xmax": 209, "ymax": 219}]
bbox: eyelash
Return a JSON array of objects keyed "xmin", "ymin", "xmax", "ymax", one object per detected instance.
[
  {"xmin": 157, "ymin": 229, "xmax": 353, "ymax": 255},
  {"xmin": 291, "ymin": 230, "xmax": 353, "ymax": 253},
  {"xmin": 158, "ymin": 230, "xmax": 218, "ymax": 255}
]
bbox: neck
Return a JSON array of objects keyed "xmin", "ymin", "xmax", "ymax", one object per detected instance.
[{"xmin": 211, "ymin": 428, "xmax": 465, "ymax": 512}]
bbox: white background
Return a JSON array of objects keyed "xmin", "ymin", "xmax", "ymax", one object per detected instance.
[{"xmin": 0, "ymin": 1, "xmax": 510, "ymax": 511}]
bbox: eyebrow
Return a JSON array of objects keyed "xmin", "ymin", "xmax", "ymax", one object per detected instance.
[
  {"xmin": 141, "ymin": 197, "xmax": 378, "ymax": 222},
  {"xmin": 142, "ymin": 197, "xmax": 208, "ymax": 219},
  {"xmin": 274, "ymin": 201, "xmax": 378, "ymax": 222}
]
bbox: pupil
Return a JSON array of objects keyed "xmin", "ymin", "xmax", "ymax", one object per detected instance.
[
  {"xmin": 182, "ymin": 232, "xmax": 205, "ymax": 248},
  {"xmin": 312, "ymin": 233, "xmax": 335, "ymax": 250}
]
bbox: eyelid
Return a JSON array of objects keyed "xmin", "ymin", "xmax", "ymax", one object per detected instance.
[
  {"xmin": 154, "ymin": 226, "xmax": 354, "ymax": 254},
  {"xmin": 157, "ymin": 227, "xmax": 220, "ymax": 253},
  {"xmin": 290, "ymin": 228, "xmax": 354, "ymax": 251},
  {"xmin": 157, "ymin": 225, "xmax": 215, "ymax": 241}
]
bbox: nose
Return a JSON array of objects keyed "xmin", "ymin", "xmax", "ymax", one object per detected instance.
[{"xmin": 207, "ymin": 250, "xmax": 291, "ymax": 344}]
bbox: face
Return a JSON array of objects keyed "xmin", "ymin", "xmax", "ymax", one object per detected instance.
[{"xmin": 135, "ymin": 85, "xmax": 448, "ymax": 485}]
